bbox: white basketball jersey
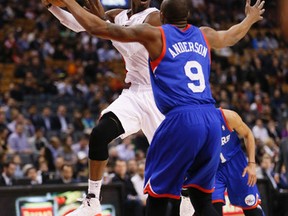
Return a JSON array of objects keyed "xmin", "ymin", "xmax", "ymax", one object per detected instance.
[{"xmin": 112, "ymin": 7, "xmax": 159, "ymax": 85}]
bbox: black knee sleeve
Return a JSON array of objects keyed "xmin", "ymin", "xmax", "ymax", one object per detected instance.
[{"xmin": 88, "ymin": 112, "xmax": 124, "ymax": 160}]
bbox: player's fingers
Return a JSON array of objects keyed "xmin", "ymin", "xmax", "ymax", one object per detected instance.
[
  {"xmin": 254, "ymin": 0, "xmax": 261, "ymax": 7},
  {"xmin": 259, "ymin": 0, "xmax": 265, "ymax": 9},
  {"xmin": 242, "ymin": 169, "xmax": 247, "ymax": 177},
  {"xmin": 84, "ymin": 0, "xmax": 91, "ymax": 8},
  {"xmin": 246, "ymin": 0, "xmax": 251, "ymax": 6},
  {"xmin": 260, "ymin": 8, "xmax": 265, "ymax": 14}
]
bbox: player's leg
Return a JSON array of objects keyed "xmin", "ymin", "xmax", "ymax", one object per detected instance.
[
  {"xmin": 88, "ymin": 111, "xmax": 125, "ymax": 183},
  {"xmin": 183, "ymin": 106, "xmax": 222, "ymax": 216},
  {"xmin": 188, "ymin": 188, "xmax": 220, "ymax": 216},
  {"xmin": 67, "ymin": 111, "xmax": 124, "ymax": 216},
  {"xmin": 145, "ymin": 197, "xmax": 184, "ymax": 216},
  {"xmin": 212, "ymin": 166, "xmax": 227, "ymax": 215},
  {"xmin": 169, "ymin": 198, "xmax": 181, "ymax": 216},
  {"xmin": 213, "ymin": 202, "xmax": 224, "ymax": 215},
  {"xmin": 226, "ymin": 151, "xmax": 264, "ymax": 216},
  {"xmin": 243, "ymin": 206, "xmax": 265, "ymax": 216}
]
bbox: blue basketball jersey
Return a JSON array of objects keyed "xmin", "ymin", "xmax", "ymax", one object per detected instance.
[
  {"xmin": 218, "ymin": 108, "xmax": 242, "ymax": 163},
  {"xmin": 149, "ymin": 24, "xmax": 215, "ymax": 115}
]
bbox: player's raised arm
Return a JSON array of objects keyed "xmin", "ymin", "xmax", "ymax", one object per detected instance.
[
  {"xmin": 42, "ymin": 0, "xmax": 86, "ymax": 32},
  {"xmin": 58, "ymin": 0, "xmax": 162, "ymax": 60},
  {"xmin": 222, "ymin": 109, "xmax": 257, "ymax": 187},
  {"xmin": 200, "ymin": 0, "xmax": 265, "ymax": 49},
  {"xmin": 84, "ymin": 0, "xmax": 123, "ymax": 23}
]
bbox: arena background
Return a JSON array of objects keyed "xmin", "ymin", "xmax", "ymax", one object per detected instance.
[{"xmin": 0, "ymin": 0, "xmax": 288, "ymax": 215}]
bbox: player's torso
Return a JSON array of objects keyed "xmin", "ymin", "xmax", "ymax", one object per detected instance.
[
  {"xmin": 112, "ymin": 8, "xmax": 159, "ymax": 85},
  {"xmin": 218, "ymin": 109, "xmax": 242, "ymax": 163},
  {"xmin": 150, "ymin": 24, "xmax": 215, "ymax": 114}
]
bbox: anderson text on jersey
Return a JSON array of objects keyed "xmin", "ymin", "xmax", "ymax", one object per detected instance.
[{"xmin": 168, "ymin": 42, "xmax": 208, "ymax": 58}]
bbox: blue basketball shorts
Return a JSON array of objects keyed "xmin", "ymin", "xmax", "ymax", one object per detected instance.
[{"xmin": 144, "ymin": 105, "xmax": 221, "ymax": 199}]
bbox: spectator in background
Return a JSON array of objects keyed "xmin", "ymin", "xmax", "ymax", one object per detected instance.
[
  {"xmin": 131, "ymin": 161, "xmax": 147, "ymax": 209},
  {"xmin": 116, "ymin": 136, "xmax": 135, "ymax": 161},
  {"xmin": 71, "ymin": 109, "xmax": 85, "ymax": 133},
  {"xmin": 81, "ymin": 109, "xmax": 95, "ymax": 130},
  {"xmin": 7, "ymin": 123, "xmax": 32, "ymax": 154},
  {"xmin": 22, "ymin": 164, "xmax": 42, "ymax": 185},
  {"xmin": 57, "ymin": 135, "xmax": 77, "ymax": 165},
  {"xmin": 37, "ymin": 107, "xmax": 53, "ymax": 132},
  {"xmin": 281, "ymin": 120, "xmax": 288, "ymax": 138},
  {"xmin": 111, "ymin": 159, "xmax": 143, "ymax": 216},
  {"xmin": 47, "ymin": 136, "xmax": 62, "ymax": 160},
  {"xmin": 0, "ymin": 125, "xmax": 9, "ymax": 153},
  {"xmin": 72, "ymin": 133, "xmax": 89, "ymax": 156},
  {"xmin": 51, "ymin": 105, "xmax": 71, "ymax": 134},
  {"xmin": 11, "ymin": 153, "xmax": 24, "ymax": 179},
  {"xmin": 59, "ymin": 164, "xmax": 78, "ymax": 184},
  {"xmin": 53, "ymin": 156, "xmax": 65, "ymax": 179},
  {"xmin": 0, "ymin": 162, "xmax": 16, "ymax": 186},
  {"xmin": 127, "ymin": 159, "xmax": 138, "ymax": 178},
  {"xmin": 259, "ymin": 153, "xmax": 277, "ymax": 190},
  {"xmin": 252, "ymin": 118, "xmax": 269, "ymax": 143},
  {"xmin": 75, "ymin": 151, "xmax": 89, "ymax": 182},
  {"xmin": 28, "ymin": 127, "xmax": 49, "ymax": 154},
  {"xmin": 274, "ymin": 137, "xmax": 288, "ymax": 189}
]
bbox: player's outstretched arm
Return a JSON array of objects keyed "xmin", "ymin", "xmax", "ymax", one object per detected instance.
[
  {"xmin": 222, "ymin": 109, "xmax": 257, "ymax": 187},
  {"xmin": 200, "ymin": 0, "xmax": 265, "ymax": 49},
  {"xmin": 58, "ymin": 0, "xmax": 162, "ymax": 60},
  {"xmin": 84, "ymin": 0, "xmax": 123, "ymax": 23},
  {"xmin": 42, "ymin": 0, "xmax": 86, "ymax": 32}
]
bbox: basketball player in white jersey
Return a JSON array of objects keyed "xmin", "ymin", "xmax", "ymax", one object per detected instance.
[
  {"xmin": 43, "ymin": 0, "xmax": 264, "ymax": 215},
  {"xmin": 43, "ymin": 1, "xmax": 164, "ymax": 215}
]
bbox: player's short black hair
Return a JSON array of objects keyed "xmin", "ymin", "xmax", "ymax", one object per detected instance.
[{"xmin": 161, "ymin": 0, "xmax": 189, "ymax": 23}]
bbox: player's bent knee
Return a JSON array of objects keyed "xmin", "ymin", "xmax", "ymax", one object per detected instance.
[{"xmin": 88, "ymin": 112, "xmax": 124, "ymax": 160}]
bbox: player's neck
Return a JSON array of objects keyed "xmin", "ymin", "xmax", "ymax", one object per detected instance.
[{"xmin": 166, "ymin": 20, "xmax": 188, "ymax": 30}]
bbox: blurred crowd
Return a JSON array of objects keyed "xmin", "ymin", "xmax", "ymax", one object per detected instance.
[{"xmin": 0, "ymin": 0, "xmax": 288, "ymax": 214}]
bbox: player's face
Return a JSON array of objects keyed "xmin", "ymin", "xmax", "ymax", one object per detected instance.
[{"xmin": 131, "ymin": 0, "xmax": 151, "ymax": 13}]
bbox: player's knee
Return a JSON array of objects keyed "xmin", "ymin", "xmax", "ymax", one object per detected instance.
[
  {"xmin": 88, "ymin": 126, "xmax": 109, "ymax": 160},
  {"xmin": 88, "ymin": 112, "xmax": 124, "ymax": 161}
]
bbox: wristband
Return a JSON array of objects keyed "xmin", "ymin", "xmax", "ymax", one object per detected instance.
[{"xmin": 248, "ymin": 161, "xmax": 256, "ymax": 164}]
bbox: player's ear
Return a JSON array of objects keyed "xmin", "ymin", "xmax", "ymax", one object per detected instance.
[{"xmin": 160, "ymin": 12, "xmax": 164, "ymax": 24}]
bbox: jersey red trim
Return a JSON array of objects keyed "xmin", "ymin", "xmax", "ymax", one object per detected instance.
[
  {"xmin": 219, "ymin": 107, "xmax": 233, "ymax": 132},
  {"xmin": 200, "ymin": 30, "xmax": 211, "ymax": 64},
  {"xmin": 182, "ymin": 184, "xmax": 215, "ymax": 193},
  {"xmin": 143, "ymin": 182, "xmax": 181, "ymax": 199},
  {"xmin": 150, "ymin": 27, "xmax": 166, "ymax": 72},
  {"xmin": 212, "ymin": 199, "xmax": 225, "ymax": 204},
  {"xmin": 233, "ymin": 199, "xmax": 261, "ymax": 210}
]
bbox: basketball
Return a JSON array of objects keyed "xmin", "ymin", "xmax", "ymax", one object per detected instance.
[
  {"xmin": 48, "ymin": 0, "xmax": 66, "ymax": 7},
  {"xmin": 279, "ymin": 0, "xmax": 288, "ymax": 39}
]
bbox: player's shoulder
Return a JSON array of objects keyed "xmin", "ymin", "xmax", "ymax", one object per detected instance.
[
  {"xmin": 106, "ymin": 9, "xmax": 125, "ymax": 23},
  {"xmin": 144, "ymin": 9, "xmax": 161, "ymax": 26},
  {"xmin": 221, "ymin": 109, "xmax": 242, "ymax": 128}
]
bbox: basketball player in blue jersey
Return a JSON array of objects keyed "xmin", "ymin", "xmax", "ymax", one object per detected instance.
[
  {"xmin": 212, "ymin": 108, "xmax": 265, "ymax": 216},
  {"xmin": 54, "ymin": 0, "xmax": 264, "ymax": 215}
]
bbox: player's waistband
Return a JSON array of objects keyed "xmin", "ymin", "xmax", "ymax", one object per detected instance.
[
  {"xmin": 126, "ymin": 83, "xmax": 152, "ymax": 92},
  {"xmin": 167, "ymin": 104, "xmax": 216, "ymax": 115}
]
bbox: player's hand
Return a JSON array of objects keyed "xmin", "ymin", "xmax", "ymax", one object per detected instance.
[
  {"xmin": 245, "ymin": 0, "xmax": 265, "ymax": 23},
  {"xmin": 84, "ymin": 0, "xmax": 98, "ymax": 15},
  {"xmin": 242, "ymin": 163, "xmax": 257, "ymax": 187}
]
